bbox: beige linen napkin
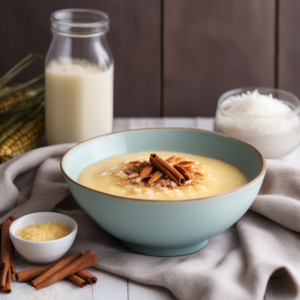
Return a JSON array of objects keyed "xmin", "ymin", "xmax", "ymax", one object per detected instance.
[{"xmin": 0, "ymin": 145, "xmax": 300, "ymax": 300}]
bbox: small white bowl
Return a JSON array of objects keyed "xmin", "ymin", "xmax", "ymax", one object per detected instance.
[{"xmin": 9, "ymin": 212, "xmax": 78, "ymax": 264}]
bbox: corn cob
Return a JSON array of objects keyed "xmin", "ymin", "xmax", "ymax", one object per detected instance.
[
  {"xmin": 0, "ymin": 110, "xmax": 27, "ymax": 135},
  {"xmin": 0, "ymin": 54, "xmax": 45, "ymax": 163},
  {"xmin": 0, "ymin": 74, "xmax": 44, "ymax": 102},
  {"xmin": 0, "ymin": 113, "xmax": 44, "ymax": 157},
  {"xmin": 0, "ymin": 89, "xmax": 30, "ymax": 114},
  {"xmin": 0, "ymin": 117, "xmax": 26, "ymax": 145},
  {"xmin": 0, "ymin": 90, "xmax": 44, "ymax": 121},
  {"xmin": 0, "ymin": 135, "xmax": 42, "ymax": 163},
  {"xmin": 7, "ymin": 120, "xmax": 44, "ymax": 155},
  {"xmin": 0, "ymin": 86, "xmax": 11, "ymax": 95},
  {"xmin": 1, "ymin": 123, "xmax": 45, "ymax": 163},
  {"xmin": 0, "ymin": 92, "xmax": 44, "ymax": 144},
  {"xmin": 1, "ymin": 125, "xmax": 44, "ymax": 162}
]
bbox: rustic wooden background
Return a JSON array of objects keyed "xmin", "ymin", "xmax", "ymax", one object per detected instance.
[{"xmin": 0, "ymin": 0, "xmax": 298, "ymax": 117}]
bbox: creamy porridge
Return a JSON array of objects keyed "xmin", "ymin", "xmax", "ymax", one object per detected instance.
[{"xmin": 78, "ymin": 151, "xmax": 248, "ymax": 200}]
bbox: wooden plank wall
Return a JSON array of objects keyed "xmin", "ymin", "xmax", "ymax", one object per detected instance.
[
  {"xmin": 1, "ymin": 0, "xmax": 298, "ymax": 117},
  {"xmin": 278, "ymin": 0, "xmax": 300, "ymax": 100},
  {"xmin": 0, "ymin": 0, "xmax": 161, "ymax": 117},
  {"xmin": 163, "ymin": 0, "xmax": 275, "ymax": 116}
]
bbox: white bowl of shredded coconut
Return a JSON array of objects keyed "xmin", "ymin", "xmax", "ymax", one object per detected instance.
[{"xmin": 215, "ymin": 88, "xmax": 300, "ymax": 158}]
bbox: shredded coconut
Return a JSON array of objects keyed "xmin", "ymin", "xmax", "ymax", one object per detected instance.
[
  {"xmin": 216, "ymin": 90, "xmax": 299, "ymax": 135},
  {"xmin": 174, "ymin": 189, "xmax": 183, "ymax": 195},
  {"xmin": 145, "ymin": 190, "xmax": 153, "ymax": 195},
  {"xmin": 170, "ymin": 181, "xmax": 177, "ymax": 188},
  {"xmin": 128, "ymin": 173, "xmax": 139, "ymax": 178},
  {"xmin": 131, "ymin": 177, "xmax": 142, "ymax": 183},
  {"xmin": 115, "ymin": 171, "xmax": 124, "ymax": 176},
  {"xmin": 221, "ymin": 90, "xmax": 291, "ymax": 117}
]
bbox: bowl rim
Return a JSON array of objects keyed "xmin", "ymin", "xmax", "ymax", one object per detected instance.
[
  {"xmin": 60, "ymin": 127, "xmax": 267, "ymax": 203},
  {"xmin": 9, "ymin": 212, "xmax": 78, "ymax": 244}
]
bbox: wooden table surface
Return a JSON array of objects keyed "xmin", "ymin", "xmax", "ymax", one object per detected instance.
[{"xmin": 6, "ymin": 117, "xmax": 299, "ymax": 300}]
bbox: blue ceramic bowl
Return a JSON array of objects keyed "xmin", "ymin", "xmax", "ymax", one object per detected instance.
[{"xmin": 61, "ymin": 128, "xmax": 266, "ymax": 256}]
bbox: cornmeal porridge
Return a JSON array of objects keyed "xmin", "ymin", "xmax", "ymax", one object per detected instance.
[{"xmin": 78, "ymin": 151, "xmax": 248, "ymax": 200}]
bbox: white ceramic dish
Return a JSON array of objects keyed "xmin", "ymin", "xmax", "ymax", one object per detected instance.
[{"xmin": 9, "ymin": 212, "xmax": 78, "ymax": 264}]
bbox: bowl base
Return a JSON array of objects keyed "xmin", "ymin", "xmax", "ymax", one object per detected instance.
[{"xmin": 123, "ymin": 240, "xmax": 208, "ymax": 257}]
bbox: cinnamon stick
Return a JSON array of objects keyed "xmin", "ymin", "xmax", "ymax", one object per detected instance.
[
  {"xmin": 30, "ymin": 252, "xmax": 82, "ymax": 287},
  {"xmin": 76, "ymin": 270, "xmax": 97, "ymax": 284},
  {"xmin": 0, "ymin": 216, "xmax": 16, "ymax": 291},
  {"xmin": 150, "ymin": 154, "xmax": 185, "ymax": 186},
  {"xmin": 35, "ymin": 250, "xmax": 98, "ymax": 290},
  {"xmin": 68, "ymin": 274, "xmax": 87, "ymax": 288},
  {"xmin": 147, "ymin": 155, "xmax": 185, "ymax": 185},
  {"xmin": 1, "ymin": 267, "xmax": 11, "ymax": 294},
  {"xmin": 16, "ymin": 263, "xmax": 56, "ymax": 283},
  {"xmin": 147, "ymin": 156, "xmax": 173, "ymax": 185},
  {"xmin": 17, "ymin": 264, "xmax": 96, "ymax": 287},
  {"xmin": 7, "ymin": 216, "xmax": 16, "ymax": 223},
  {"xmin": 8, "ymin": 216, "xmax": 16, "ymax": 280},
  {"xmin": 174, "ymin": 165, "xmax": 190, "ymax": 181},
  {"xmin": 8, "ymin": 217, "xmax": 16, "ymax": 280},
  {"xmin": 9, "ymin": 245, "xmax": 16, "ymax": 280}
]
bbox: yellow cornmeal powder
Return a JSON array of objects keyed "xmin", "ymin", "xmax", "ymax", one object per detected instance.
[{"xmin": 16, "ymin": 222, "xmax": 72, "ymax": 242}]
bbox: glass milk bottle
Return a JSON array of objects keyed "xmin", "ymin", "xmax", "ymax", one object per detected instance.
[{"xmin": 45, "ymin": 9, "xmax": 114, "ymax": 144}]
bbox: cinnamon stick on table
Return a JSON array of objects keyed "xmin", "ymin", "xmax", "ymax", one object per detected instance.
[
  {"xmin": 3, "ymin": 268, "xmax": 12, "ymax": 294},
  {"xmin": 1, "ymin": 216, "xmax": 16, "ymax": 294},
  {"xmin": 35, "ymin": 250, "xmax": 98, "ymax": 290},
  {"xmin": 16, "ymin": 263, "xmax": 56, "ymax": 283},
  {"xmin": 150, "ymin": 154, "xmax": 185, "ymax": 186},
  {"xmin": 9, "ymin": 245, "xmax": 16, "ymax": 280},
  {"xmin": 76, "ymin": 270, "xmax": 97, "ymax": 284},
  {"xmin": 17, "ymin": 263, "xmax": 97, "ymax": 287},
  {"xmin": 68, "ymin": 274, "xmax": 87, "ymax": 288},
  {"xmin": 30, "ymin": 252, "xmax": 82, "ymax": 287}
]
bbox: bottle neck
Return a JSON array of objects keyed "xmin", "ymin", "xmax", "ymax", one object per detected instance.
[{"xmin": 51, "ymin": 9, "xmax": 109, "ymax": 38}]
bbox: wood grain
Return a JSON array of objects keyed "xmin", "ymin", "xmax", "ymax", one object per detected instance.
[
  {"xmin": 278, "ymin": 0, "xmax": 300, "ymax": 98},
  {"xmin": 129, "ymin": 281, "xmax": 172, "ymax": 300},
  {"xmin": 0, "ymin": 0, "xmax": 161, "ymax": 117},
  {"xmin": 93, "ymin": 270, "xmax": 128, "ymax": 300},
  {"xmin": 163, "ymin": 0, "xmax": 275, "ymax": 117}
]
